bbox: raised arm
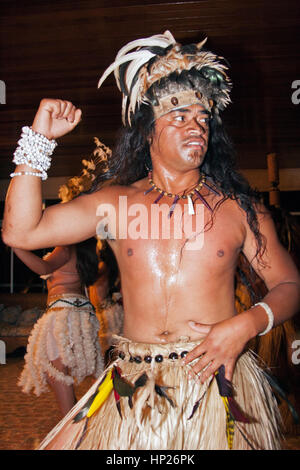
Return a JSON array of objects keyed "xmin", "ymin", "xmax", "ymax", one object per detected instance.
[
  {"xmin": 13, "ymin": 246, "xmax": 71, "ymax": 276},
  {"xmin": 2, "ymin": 99, "xmax": 102, "ymax": 249}
]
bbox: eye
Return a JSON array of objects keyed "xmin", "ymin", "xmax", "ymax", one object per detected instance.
[
  {"xmin": 174, "ymin": 115, "xmax": 185, "ymax": 122},
  {"xmin": 198, "ymin": 117, "xmax": 210, "ymax": 125}
]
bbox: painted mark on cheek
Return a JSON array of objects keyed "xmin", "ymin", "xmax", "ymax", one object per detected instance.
[{"xmin": 217, "ymin": 249, "xmax": 224, "ymax": 257}]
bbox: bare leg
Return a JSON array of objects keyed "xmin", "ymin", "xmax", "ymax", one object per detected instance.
[{"xmin": 46, "ymin": 357, "xmax": 76, "ymax": 417}]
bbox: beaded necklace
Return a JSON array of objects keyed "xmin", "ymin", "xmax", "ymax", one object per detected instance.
[{"xmin": 144, "ymin": 171, "xmax": 220, "ymax": 218}]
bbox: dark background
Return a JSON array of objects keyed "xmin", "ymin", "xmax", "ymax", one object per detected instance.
[
  {"xmin": 0, "ymin": 0, "xmax": 299, "ymax": 291},
  {"xmin": 0, "ymin": 0, "xmax": 299, "ymax": 175}
]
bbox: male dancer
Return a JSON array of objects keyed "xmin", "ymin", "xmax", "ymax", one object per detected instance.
[{"xmin": 3, "ymin": 32, "xmax": 299, "ymax": 449}]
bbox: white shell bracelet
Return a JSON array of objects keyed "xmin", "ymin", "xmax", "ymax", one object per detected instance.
[
  {"xmin": 12, "ymin": 126, "xmax": 57, "ymax": 181},
  {"xmin": 10, "ymin": 171, "xmax": 44, "ymax": 178},
  {"xmin": 253, "ymin": 302, "xmax": 274, "ymax": 336}
]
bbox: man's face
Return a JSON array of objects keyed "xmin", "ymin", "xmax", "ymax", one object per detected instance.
[{"xmin": 150, "ymin": 104, "xmax": 210, "ymax": 172}]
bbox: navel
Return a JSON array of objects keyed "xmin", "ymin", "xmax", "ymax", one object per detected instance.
[
  {"xmin": 217, "ymin": 249, "xmax": 224, "ymax": 257},
  {"xmin": 127, "ymin": 248, "xmax": 133, "ymax": 256},
  {"xmin": 157, "ymin": 331, "xmax": 170, "ymax": 343}
]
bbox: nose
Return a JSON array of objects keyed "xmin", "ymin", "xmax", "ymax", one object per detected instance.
[{"xmin": 188, "ymin": 117, "xmax": 206, "ymax": 135}]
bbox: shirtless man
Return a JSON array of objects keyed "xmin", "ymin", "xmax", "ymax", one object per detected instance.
[{"xmin": 2, "ymin": 32, "xmax": 299, "ymax": 450}]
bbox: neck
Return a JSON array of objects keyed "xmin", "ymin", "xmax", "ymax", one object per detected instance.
[{"xmin": 150, "ymin": 167, "xmax": 201, "ymax": 195}]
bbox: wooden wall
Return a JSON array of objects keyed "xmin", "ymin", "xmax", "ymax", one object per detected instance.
[{"xmin": 0, "ymin": 0, "xmax": 299, "ymax": 184}]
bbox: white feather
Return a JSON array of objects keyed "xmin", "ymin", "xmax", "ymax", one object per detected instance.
[
  {"xmin": 126, "ymin": 77, "xmax": 144, "ymax": 125},
  {"xmin": 98, "ymin": 50, "xmax": 155, "ymax": 90},
  {"xmin": 114, "ymin": 32, "xmax": 176, "ymax": 90},
  {"xmin": 124, "ymin": 53, "xmax": 153, "ymax": 93},
  {"xmin": 115, "ymin": 31, "xmax": 176, "ymax": 62}
]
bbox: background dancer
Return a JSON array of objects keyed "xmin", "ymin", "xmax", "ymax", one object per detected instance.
[{"xmin": 14, "ymin": 240, "xmax": 103, "ymax": 417}]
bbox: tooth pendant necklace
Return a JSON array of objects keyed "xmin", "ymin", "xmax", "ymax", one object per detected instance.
[{"xmin": 144, "ymin": 171, "xmax": 220, "ymax": 218}]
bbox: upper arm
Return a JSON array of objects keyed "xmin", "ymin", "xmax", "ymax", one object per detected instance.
[
  {"xmin": 242, "ymin": 205, "xmax": 300, "ymax": 290},
  {"xmin": 14, "ymin": 190, "xmax": 108, "ymax": 250}
]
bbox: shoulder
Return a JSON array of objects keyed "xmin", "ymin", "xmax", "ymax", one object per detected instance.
[
  {"xmin": 92, "ymin": 178, "xmax": 147, "ymax": 204},
  {"xmin": 213, "ymin": 197, "xmax": 272, "ymax": 248},
  {"xmin": 219, "ymin": 197, "xmax": 270, "ymax": 227}
]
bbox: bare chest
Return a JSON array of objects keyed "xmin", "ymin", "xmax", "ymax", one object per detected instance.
[{"xmin": 106, "ymin": 198, "xmax": 245, "ymax": 283}]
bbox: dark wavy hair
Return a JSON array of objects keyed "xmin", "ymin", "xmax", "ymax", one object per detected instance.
[
  {"xmin": 91, "ymin": 68, "xmax": 266, "ymax": 261},
  {"xmin": 75, "ymin": 238, "xmax": 99, "ymax": 287},
  {"xmin": 98, "ymin": 242, "xmax": 120, "ymax": 295}
]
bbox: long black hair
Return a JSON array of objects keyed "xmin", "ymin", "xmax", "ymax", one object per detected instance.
[
  {"xmin": 91, "ymin": 68, "xmax": 266, "ymax": 261},
  {"xmin": 75, "ymin": 238, "xmax": 99, "ymax": 287}
]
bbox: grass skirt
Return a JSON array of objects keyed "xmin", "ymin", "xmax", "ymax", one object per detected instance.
[
  {"xmin": 38, "ymin": 335, "xmax": 282, "ymax": 450},
  {"xmin": 96, "ymin": 294, "xmax": 124, "ymax": 356},
  {"xmin": 18, "ymin": 294, "xmax": 104, "ymax": 396}
]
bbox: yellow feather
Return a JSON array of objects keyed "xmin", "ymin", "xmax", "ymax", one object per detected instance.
[
  {"xmin": 222, "ymin": 397, "xmax": 235, "ymax": 450},
  {"xmin": 87, "ymin": 369, "xmax": 113, "ymax": 418}
]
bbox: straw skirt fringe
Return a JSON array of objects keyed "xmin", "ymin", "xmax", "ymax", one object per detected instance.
[
  {"xmin": 96, "ymin": 297, "xmax": 124, "ymax": 354},
  {"xmin": 18, "ymin": 294, "xmax": 104, "ymax": 396},
  {"xmin": 38, "ymin": 336, "xmax": 282, "ymax": 450}
]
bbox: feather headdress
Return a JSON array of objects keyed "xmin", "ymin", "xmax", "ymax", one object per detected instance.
[{"xmin": 98, "ymin": 31, "xmax": 232, "ymax": 125}]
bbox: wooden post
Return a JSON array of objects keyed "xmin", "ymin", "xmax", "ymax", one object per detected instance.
[{"xmin": 267, "ymin": 153, "xmax": 280, "ymax": 207}]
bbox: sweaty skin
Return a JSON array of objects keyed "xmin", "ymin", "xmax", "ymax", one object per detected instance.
[
  {"xmin": 106, "ymin": 181, "xmax": 241, "ymax": 344},
  {"xmin": 3, "ymin": 99, "xmax": 300, "ymax": 383}
]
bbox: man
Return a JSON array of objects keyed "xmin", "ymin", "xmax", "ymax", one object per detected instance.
[{"xmin": 2, "ymin": 31, "xmax": 299, "ymax": 450}]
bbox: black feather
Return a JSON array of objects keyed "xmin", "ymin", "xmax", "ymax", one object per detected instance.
[
  {"xmin": 73, "ymin": 390, "xmax": 98, "ymax": 423},
  {"xmin": 262, "ymin": 370, "xmax": 299, "ymax": 424},
  {"xmin": 155, "ymin": 384, "xmax": 175, "ymax": 407},
  {"xmin": 134, "ymin": 372, "xmax": 148, "ymax": 389}
]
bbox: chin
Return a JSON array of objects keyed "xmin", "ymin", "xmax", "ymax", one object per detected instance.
[{"xmin": 185, "ymin": 149, "xmax": 206, "ymax": 166}]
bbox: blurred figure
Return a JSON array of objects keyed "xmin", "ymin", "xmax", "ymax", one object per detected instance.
[
  {"xmin": 88, "ymin": 241, "xmax": 123, "ymax": 365},
  {"xmin": 14, "ymin": 240, "xmax": 103, "ymax": 417},
  {"xmin": 14, "ymin": 151, "xmax": 112, "ymax": 417}
]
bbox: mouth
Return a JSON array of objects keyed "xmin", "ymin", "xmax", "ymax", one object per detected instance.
[{"xmin": 185, "ymin": 139, "xmax": 206, "ymax": 148}]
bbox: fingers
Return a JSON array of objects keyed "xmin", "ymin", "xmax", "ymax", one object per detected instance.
[
  {"xmin": 224, "ymin": 363, "xmax": 234, "ymax": 382},
  {"xmin": 53, "ymin": 100, "xmax": 79, "ymax": 122},
  {"xmin": 183, "ymin": 339, "xmax": 235, "ymax": 384},
  {"xmin": 40, "ymin": 99, "xmax": 81, "ymax": 124},
  {"xmin": 196, "ymin": 360, "xmax": 218, "ymax": 383},
  {"xmin": 73, "ymin": 108, "xmax": 82, "ymax": 126},
  {"xmin": 184, "ymin": 342, "xmax": 206, "ymax": 365},
  {"xmin": 188, "ymin": 321, "xmax": 212, "ymax": 334},
  {"xmin": 187, "ymin": 351, "xmax": 218, "ymax": 383},
  {"xmin": 187, "ymin": 356, "xmax": 233, "ymax": 384}
]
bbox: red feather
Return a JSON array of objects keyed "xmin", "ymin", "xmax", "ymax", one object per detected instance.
[
  {"xmin": 227, "ymin": 397, "xmax": 250, "ymax": 423},
  {"xmin": 113, "ymin": 388, "xmax": 122, "ymax": 419},
  {"xmin": 112, "ymin": 368, "xmax": 123, "ymax": 419}
]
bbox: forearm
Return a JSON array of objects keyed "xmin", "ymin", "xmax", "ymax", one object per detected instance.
[
  {"xmin": 13, "ymin": 248, "xmax": 52, "ymax": 275},
  {"xmin": 242, "ymin": 280, "xmax": 300, "ymax": 338},
  {"xmin": 2, "ymin": 99, "xmax": 82, "ymax": 249}
]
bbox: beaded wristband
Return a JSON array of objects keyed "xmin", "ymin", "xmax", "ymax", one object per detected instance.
[
  {"xmin": 253, "ymin": 302, "xmax": 274, "ymax": 336},
  {"xmin": 12, "ymin": 126, "xmax": 57, "ymax": 180},
  {"xmin": 10, "ymin": 171, "xmax": 44, "ymax": 178}
]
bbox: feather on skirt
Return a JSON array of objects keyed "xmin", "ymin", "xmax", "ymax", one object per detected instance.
[
  {"xmin": 38, "ymin": 335, "xmax": 282, "ymax": 450},
  {"xmin": 18, "ymin": 294, "xmax": 104, "ymax": 396}
]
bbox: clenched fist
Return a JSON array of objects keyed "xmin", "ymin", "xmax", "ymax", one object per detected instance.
[{"xmin": 32, "ymin": 99, "xmax": 82, "ymax": 140}]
